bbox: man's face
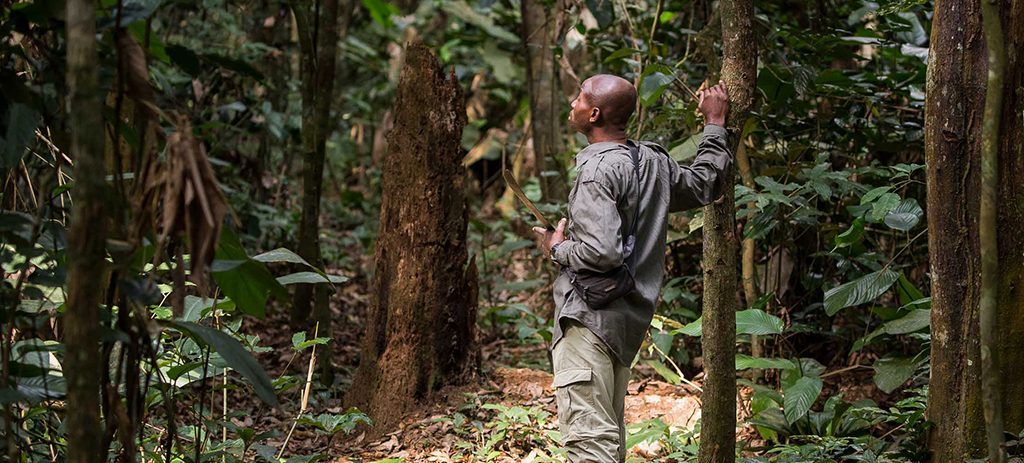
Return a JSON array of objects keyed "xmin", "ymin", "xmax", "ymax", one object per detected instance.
[{"xmin": 568, "ymin": 80, "xmax": 595, "ymax": 134}]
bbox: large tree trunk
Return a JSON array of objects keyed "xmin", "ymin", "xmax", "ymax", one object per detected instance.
[
  {"xmin": 697, "ymin": 0, "xmax": 755, "ymax": 461},
  {"xmin": 65, "ymin": 0, "xmax": 108, "ymax": 461},
  {"xmin": 924, "ymin": 0, "xmax": 987, "ymax": 459},
  {"xmin": 346, "ymin": 43, "xmax": 477, "ymax": 433},
  {"xmin": 993, "ymin": 0, "xmax": 1024, "ymax": 436},
  {"xmin": 521, "ymin": 0, "xmax": 567, "ymax": 202},
  {"xmin": 291, "ymin": 0, "xmax": 344, "ymax": 381}
]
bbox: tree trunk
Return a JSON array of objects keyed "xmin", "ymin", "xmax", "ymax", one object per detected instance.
[
  {"xmin": 346, "ymin": 43, "xmax": 477, "ymax": 433},
  {"xmin": 698, "ymin": 0, "xmax": 755, "ymax": 461},
  {"xmin": 291, "ymin": 0, "xmax": 344, "ymax": 382},
  {"xmin": 979, "ymin": 0, "xmax": 1007, "ymax": 459},
  {"xmin": 521, "ymin": 0, "xmax": 567, "ymax": 202},
  {"xmin": 994, "ymin": 0, "xmax": 1024, "ymax": 437},
  {"xmin": 65, "ymin": 0, "xmax": 108, "ymax": 461},
  {"xmin": 924, "ymin": 0, "xmax": 987, "ymax": 459}
]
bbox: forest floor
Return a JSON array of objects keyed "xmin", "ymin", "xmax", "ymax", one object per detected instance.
[{"xmin": 213, "ymin": 262, "xmax": 881, "ymax": 462}]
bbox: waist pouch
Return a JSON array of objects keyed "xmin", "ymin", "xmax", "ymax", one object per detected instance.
[{"xmin": 569, "ymin": 266, "xmax": 635, "ymax": 310}]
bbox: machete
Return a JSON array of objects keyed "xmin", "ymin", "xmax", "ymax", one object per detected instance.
[{"xmin": 503, "ymin": 169, "xmax": 555, "ymax": 230}]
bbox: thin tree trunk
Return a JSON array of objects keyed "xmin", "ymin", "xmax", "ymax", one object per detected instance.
[
  {"xmin": 995, "ymin": 0, "xmax": 1024, "ymax": 435},
  {"xmin": 735, "ymin": 140, "xmax": 762, "ymax": 365},
  {"xmin": 521, "ymin": 0, "xmax": 567, "ymax": 202},
  {"xmin": 346, "ymin": 43, "xmax": 477, "ymax": 434},
  {"xmin": 979, "ymin": 0, "xmax": 1007, "ymax": 459},
  {"xmin": 291, "ymin": 0, "xmax": 343, "ymax": 384},
  {"xmin": 698, "ymin": 0, "xmax": 755, "ymax": 461},
  {"xmin": 65, "ymin": 0, "xmax": 108, "ymax": 461},
  {"xmin": 924, "ymin": 0, "xmax": 987, "ymax": 459}
]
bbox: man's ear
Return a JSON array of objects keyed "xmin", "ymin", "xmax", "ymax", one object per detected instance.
[{"xmin": 589, "ymin": 107, "xmax": 600, "ymax": 123}]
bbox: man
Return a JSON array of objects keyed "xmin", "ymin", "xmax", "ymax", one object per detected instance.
[{"xmin": 532, "ymin": 74, "xmax": 732, "ymax": 462}]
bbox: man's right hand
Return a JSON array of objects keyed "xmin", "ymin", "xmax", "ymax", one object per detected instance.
[{"xmin": 698, "ymin": 81, "xmax": 729, "ymax": 127}]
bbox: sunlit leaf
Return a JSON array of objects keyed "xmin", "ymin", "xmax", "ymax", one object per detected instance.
[
  {"xmin": 823, "ymin": 269, "xmax": 900, "ymax": 316},
  {"xmin": 783, "ymin": 376, "xmax": 822, "ymax": 424}
]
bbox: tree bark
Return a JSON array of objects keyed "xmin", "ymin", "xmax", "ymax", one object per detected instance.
[
  {"xmin": 995, "ymin": 0, "xmax": 1024, "ymax": 436},
  {"xmin": 924, "ymin": 0, "xmax": 987, "ymax": 459},
  {"xmin": 698, "ymin": 0, "xmax": 755, "ymax": 461},
  {"xmin": 65, "ymin": 0, "xmax": 108, "ymax": 461},
  {"xmin": 521, "ymin": 0, "xmax": 567, "ymax": 202},
  {"xmin": 979, "ymin": 0, "xmax": 1007, "ymax": 459},
  {"xmin": 346, "ymin": 43, "xmax": 477, "ymax": 433},
  {"xmin": 291, "ymin": 0, "xmax": 345, "ymax": 382}
]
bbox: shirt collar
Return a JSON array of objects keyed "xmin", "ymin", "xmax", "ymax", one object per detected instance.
[{"xmin": 575, "ymin": 141, "xmax": 631, "ymax": 165}]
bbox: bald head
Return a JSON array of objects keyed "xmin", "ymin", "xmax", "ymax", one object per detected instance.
[{"xmin": 583, "ymin": 74, "xmax": 637, "ymax": 127}]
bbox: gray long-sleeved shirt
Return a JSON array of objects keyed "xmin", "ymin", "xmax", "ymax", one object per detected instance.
[{"xmin": 551, "ymin": 124, "xmax": 733, "ymax": 366}]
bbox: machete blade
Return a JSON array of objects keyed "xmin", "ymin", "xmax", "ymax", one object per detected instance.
[{"xmin": 503, "ymin": 169, "xmax": 555, "ymax": 230}]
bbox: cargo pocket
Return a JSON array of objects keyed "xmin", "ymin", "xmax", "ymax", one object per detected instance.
[{"xmin": 552, "ymin": 368, "xmax": 594, "ymax": 442}]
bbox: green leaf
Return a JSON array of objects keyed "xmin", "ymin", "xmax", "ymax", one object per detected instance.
[
  {"xmin": 639, "ymin": 71, "xmax": 674, "ymax": 106},
  {"xmin": 823, "ymin": 269, "xmax": 900, "ymax": 316},
  {"xmin": 784, "ymin": 376, "xmax": 822, "ymax": 424},
  {"xmin": 1, "ymin": 103, "xmax": 40, "ymax": 169},
  {"xmin": 644, "ymin": 359, "xmax": 680, "ymax": 385},
  {"xmin": 15, "ymin": 376, "xmax": 65, "ymax": 403},
  {"xmin": 883, "ymin": 309, "xmax": 930, "ymax": 335},
  {"xmin": 834, "ymin": 217, "xmax": 865, "ymax": 249},
  {"xmin": 212, "ymin": 229, "xmax": 288, "ymax": 318},
  {"xmin": 869, "ymin": 192, "xmax": 901, "ymax": 222},
  {"xmin": 873, "ymin": 356, "xmax": 919, "ymax": 393},
  {"xmin": 668, "ymin": 136, "xmax": 700, "ymax": 162},
  {"xmin": 860, "ymin": 186, "xmax": 892, "ymax": 205},
  {"xmin": 883, "ymin": 198, "xmax": 923, "ymax": 231},
  {"xmin": 442, "ymin": 1, "xmax": 519, "ymax": 43},
  {"xmin": 253, "ymin": 248, "xmax": 312, "ymax": 266},
  {"xmin": 736, "ymin": 355, "xmax": 796, "ymax": 371},
  {"xmin": 675, "ymin": 309, "xmax": 783, "ymax": 336},
  {"xmin": 277, "ymin": 272, "xmax": 349, "ymax": 286},
  {"xmin": 164, "ymin": 321, "xmax": 279, "ymax": 407},
  {"xmin": 895, "ymin": 273, "xmax": 926, "ymax": 306},
  {"xmin": 360, "ymin": 0, "xmax": 399, "ymax": 26},
  {"xmin": 736, "ymin": 309, "xmax": 785, "ymax": 335}
]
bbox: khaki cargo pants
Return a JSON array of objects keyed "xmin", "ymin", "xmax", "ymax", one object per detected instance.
[{"xmin": 551, "ymin": 320, "xmax": 631, "ymax": 463}]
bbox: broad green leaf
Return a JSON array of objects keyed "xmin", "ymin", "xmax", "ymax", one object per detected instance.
[
  {"xmin": 213, "ymin": 229, "xmax": 288, "ymax": 318},
  {"xmin": 675, "ymin": 309, "xmax": 783, "ymax": 336},
  {"xmin": 784, "ymin": 376, "xmax": 823, "ymax": 424},
  {"xmin": 823, "ymin": 269, "xmax": 900, "ymax": 316},
  {"xmin": 165, "ymin": 321, "xmax": 279, "ymax": 407},
  {"xmin": 834, "ymin": 217, "xmax": 865, "ymax": 249},
  {"xmin": 253, "ymin": 248, "xmax": 312, "ymax": 266},
  {"xmin": 883, "ymin": 198, "xmax": 923, "ymax": 231},
  {"xmin": 860, "ymin": 186, "xmax": 892, "ymax": 205},
  {"xmin": 644, "ymin": 359, "xmax": 681, "ymax": 385},
  {"xmin": 668, "ymin": 136, "xmax": 700, "ymax": 162},
  {"xmin": 603, "ymin": 47, "xmax": 639, "ymax": 64},
  {"xmin": 1, "ymin": 103, "xmax": 40, "ymax": 169},
  {"xmin": 639, "ymin": 71, "xmax": 674, "ymax": 106},
  {"xmin": 442, "ymin": 1, "xmax": 519, "ymax": 43},
  {"xmin": 735, "ymin": 354, "xmax": 796, "ymax": 371},
  {"xmin": 883, "ymin": 309, "xmax": 930, "ymax": 334},
  {"xmin": 869, "ymin": 192, "xmax": 901, "ymax": 222},
  {"xmin": 15, "ymin": 375, "xmax": 65, "ymax": 403},
  {"xmin": 360, "ymin": 0, "xmax": 399, "ymax": 26},
  {"xmin": 895, "ymin": 273, "xmax": 926, "ymax": 306},
  {"xmin": 873, "ymin": 356, "xmax": 919, "ymax": 393},
  {"xmin": 276, "ymin": 272, "xmax": 349, "ymax": 286},
  {"xmin": 736, "ymin": 309, "xmax": 785, "ymax": 335}
]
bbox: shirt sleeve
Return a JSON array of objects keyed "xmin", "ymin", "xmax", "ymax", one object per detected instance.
[
  {"xmin": 551, "ymin": 171, "xmax": 625, "ymax": 273},
  {"xmin": 668, "ymin": 124, "xmax": 733, "ymax": 212}
]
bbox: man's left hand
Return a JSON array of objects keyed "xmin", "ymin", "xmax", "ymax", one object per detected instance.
[{"xmin": 533, "ymin": 218, "xmax": 567, "ymax": 258}]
